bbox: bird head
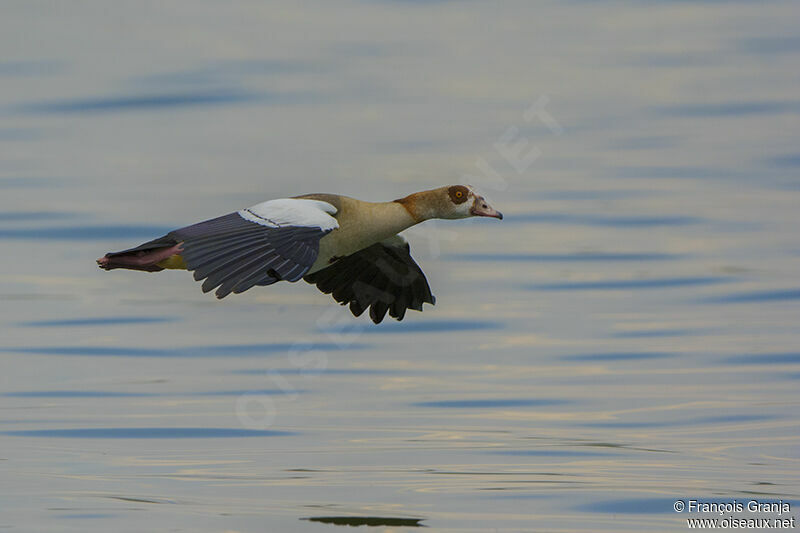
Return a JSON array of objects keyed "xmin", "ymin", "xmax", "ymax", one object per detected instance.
[{"xmin": 442, "ymin": 185, "xmax": 503, "ymax": 220}]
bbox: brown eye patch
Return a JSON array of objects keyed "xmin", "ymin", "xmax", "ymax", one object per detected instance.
[{"xmin": 448, "ymin": 185, "xmax": 469, "ymax": 204}]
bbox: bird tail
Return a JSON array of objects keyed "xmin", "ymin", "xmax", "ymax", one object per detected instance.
[{"xmin": 97, "ymin": 239, "xmax": 184, "ymax": 272}]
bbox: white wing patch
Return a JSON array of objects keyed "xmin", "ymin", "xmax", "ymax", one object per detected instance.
[{"xmin": 238, "ymin": 199, "xmax": 339, "ymax": 231}]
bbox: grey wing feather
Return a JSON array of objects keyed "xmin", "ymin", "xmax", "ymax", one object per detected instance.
[
  {"xmin": 171, "ymin": 213, "xmax": 330, "ymax": 298},
  {"xmin": 304, "ymin": 237, "xmax": 435, "ymax": 324}
]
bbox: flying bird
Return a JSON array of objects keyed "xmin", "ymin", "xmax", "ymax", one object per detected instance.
[{"xmin": 97, "ymin": 185, "xmax": 503, "ymax": 323}]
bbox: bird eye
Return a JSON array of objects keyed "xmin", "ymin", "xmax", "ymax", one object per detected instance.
[{"xmin": 449, "ymin": 186, "xmax": 469, "ymax": 204}]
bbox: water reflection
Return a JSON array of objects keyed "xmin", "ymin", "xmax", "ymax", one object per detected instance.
[
  {"xmin": 501, "ymin": 213, "xmax": 703, "ymax": 227},
  {"xmin": 612, "ymin": 329, "xmax": 698, "ymax": 338},
  {"xmin": 577, "ymin": 497, "xmax": 677, "ymax": 514},
  {"xmin": 105, "ymin": 496, "xmax": 174, "ymax": 504},
  {"xmin": 135, "ymin": 59, "xmax": 316, "ymax": 87},
  {"xmin": 0, "ymin": 177, "xmax": 66, "ymax": 189},
  {"xmin": 415, "ymin": 398, "xmax": 565, "ymax": 408},
  {"xmin": 2, "ymin": 428, "xmax": 292, "ymax": 438},
  {"xmin": 612, "ymin": 166, "xmax": 733, "ymax": 179},
  {"xmin": 582, "ymin": 414, "xmax": 773, "ymax": 429},
  {"xmin": 17, "ymin": 90, "xmax": 258, "ymax": 114},
  {"xmin": 529, "ymin": 277, "xmax": 728, "ymax": 291},
  {"xmin": 2, "ymin": 0, "xmax": 799, "ymax": 530},
  {"xmin": 19, "ymin": 317, "xmax": 175, "ymax": 327},
  {"xmin": 3, "ymin": 388, "xmax": 301, "ymax": 398},
  {"xmin": 234, "ymin": 368, "xmax": 403, "ymax": 376},
  {"xmin": 704, "ymin": 288, "xmax": 800, "ymax": 303},
  {"xmin": 656, "ymin": 101, "xmax": 800, "ymax": 117},
  {"xmin": 0, "ymin": 60, "xmax": 63, "ymax": 76},
  {"xmin": 739, "ymin": 36, "xmax": 800, "ymax": 54},
  {"xmin": 1, "ymin": 342, "xmax": 365, "ymax": 357},
  {"xmin": 725, "ymin": 353, "xmax": 800, "ymax": 365},
  {"xmin": 492, "ymin": 450, "xmax": 610, "ymax": 457},
  {"xmin": 606, "ymin": 135, "xmax": 678, "ymax": 150},
  {"xmin": 535, "ymin": 190, "xmax": 650, "ymax": 200},
  {"xmin": 54, "ymin": 514, "xmax": 116, "ymax": 520},
  {"xmin": 573, "ymin": 442, "xmax": 674, "ymax": 453},
  {"xmin": 320, "ymin": 319, "xmax": 502, "ymax": 334},
  {"xmin": 2, "ymin": 390, "xmax": 156, "ymax": 398},
  {"xmin": 448, "ymin": 252, "xmax": 682, "ymax": 262},
  {"xmin": 0, "ymin": 224, "xmax": 174, "ymax": 240},
  {"xmin": 302, "ymin": 516, "xmax": 425, "ymax": 527},
  {"xmin": 767, "ymin": 154, "xmax": 800, "ymax": 167},
  {"xmin": 194, "ymin": 388, "xmax": 304, "ymax": 396},
  {"xmin": 630, "ymin": 51, "xmax": 718, "ymax": 68},
  {"xmin": 561, "ymin": 352, "xmax": 673, "ymax": 361},
  {"xmin": 0, "ymin": 211, "xmax": 79, "ymax": 222}
]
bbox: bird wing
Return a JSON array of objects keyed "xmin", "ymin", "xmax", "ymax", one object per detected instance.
[
  {"xmin": 106, "ymin": 198, "xmax": 338, "ymax": 298},
  {"xmin": 304, "ymin": 234, "xmax": 436, "ymax": 324}
]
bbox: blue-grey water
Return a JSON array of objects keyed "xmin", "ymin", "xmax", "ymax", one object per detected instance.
[{"xmin": 1, "ymin": 1, "xmax": 799, "ymax": 531}]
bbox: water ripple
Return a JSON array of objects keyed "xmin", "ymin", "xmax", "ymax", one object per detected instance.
[
  {"xmin": 135, "ymin": 60, "xmax": 318, "ymax": 87},
  {"xmin": 17, "ymin": 90, "xmax": 258, "ymax": 114},
  {"xmin": 766, "ymin": 154, "xmax": 800, "ymax": 168},
  {"xmin": 19, "ymin": 317, "xmax": 175, "ymax": 327},
  {"xmin": 3, "ymin": 390, "xmax": 156, "ymax": 398},
  {"xmin": 613, "ymin": 329, "xmax": 698, "ymax": 338},
  {"xmin": 724, "ymin": 353, "xmax": 800, "ymax": 365},
  {"xmin": 528, "ymin": 277, "xmax": 729, "ymax": 291},
  {"xmin": 448, "ymin": 252, "xmax": 682, "ymax": 262},
  {"xmin": 577, "ymin": 497, "xmax": 678, "ymax": 514},
  {"xmin": 739, "ymin": 36, "xmax": 800, "ymax": 55},
  {"xmin": 0, "ymin": 211, "xmax": 80, "ymax": 222},
  {"xmin": 582, "ymin": 414, "xmax": 772, "ymax": 429},
  {"xmin": 655, "ymin": 101, "xmax": 800, "ymax": 117},
  {"xmin": 3, "ymin": 388, "xmax": 302, "ymax": 398},
  {"xmin": 501, "ymin": 213, "xmax": 703, "ymax": 227},
  {"xmin": 1, "ymin": 342, "xmax": 366, "ymax": 358},
  {"xmin": 562, "ymin": 352, "xmax": 674, "ymax": 362},
  {"xmin": 0, "ymin": 128, "xmax": 40, "ymax": 141},
  {"xmin": 492, "ymin": 449, "xmax": 610, "ymax": 457},
  {"xmin": 3, "ymin": 427, "xmax": 292, "ymax": 438},
  {"xmin": 320, "ymin": 319, "xmax": 502, "ymax": 334},
  {"xmin": 414, "ymin": 398, "xmax": 565, "ymax": 408},
  {"xmin": 0, "ymin": 177, "xmax": 67, "ymax": 189},
  {"xmin": 0, "ymin": 60, "xmax": 63, "ymax": 77},
  {"xmin": 302, "ymin": 517, "xmax": 425, "ymax": 527},
  {"xmin": 55, "ymin": 513, "xmax": 116, "ymax": 520},
  {"xmin": 703, "ymin": 288, "xmax": 800, "ymax": 303},
  {"xmin": 234, "ymin": 368, "xmax": 403, "ymax": 376},
  {"xmin": 613, "ymin": 165, "xmax": 733, "ymax": 179},
  {"xmin": 0, "ymin": 225, "xmax": 174, "ymax": 240}
]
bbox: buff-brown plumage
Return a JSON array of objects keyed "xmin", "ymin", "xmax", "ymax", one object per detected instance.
[{"xmin": 97, "ymin": 185, "xmax": 501, "ymax": 322}]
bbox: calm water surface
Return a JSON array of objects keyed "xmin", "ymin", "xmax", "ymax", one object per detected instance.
[{"xmin": 1, "ymin": 1, "xmax": 799, "ymax": 531}]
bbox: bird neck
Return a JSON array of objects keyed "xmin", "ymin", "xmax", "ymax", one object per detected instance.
[
  {"xmin": 393, "ymin": 190, "xmax": 443, "ymax": 223},
  {"xmin": 328, "ymin": 197, "xmax": 419, "ymax": 257}
]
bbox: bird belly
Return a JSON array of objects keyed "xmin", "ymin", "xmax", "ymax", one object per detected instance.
[
  {"xmin": 307, "ymin": 199, "xmax": 418, "ymax": 275},
  {"xmin": 309, "ymin": 231, "xmax": 360, "ymax": 274}
]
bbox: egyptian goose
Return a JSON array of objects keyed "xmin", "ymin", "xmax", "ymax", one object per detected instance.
[{"xmin": 97, "ymin": 185, "xmax": 502, "ymax": 323}]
